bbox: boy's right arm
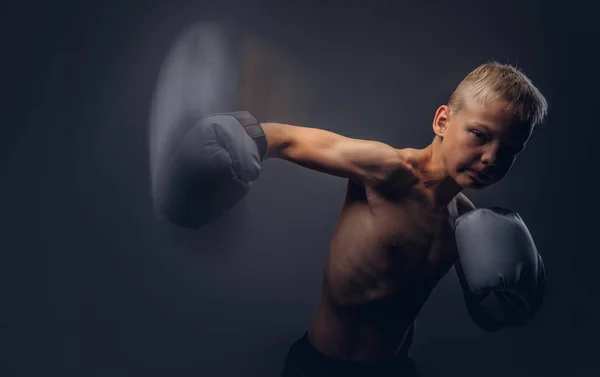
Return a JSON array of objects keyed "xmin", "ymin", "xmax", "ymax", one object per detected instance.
[
  {"xmin": 261, "ymin": 122, "xmax": 415, "ymax": 189},
  {"xmin": 153, "ymin": 113, "xmax": 414, "ymax": 228}
]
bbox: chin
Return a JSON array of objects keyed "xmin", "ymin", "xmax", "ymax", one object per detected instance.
[
  {"xmin": 449, "ymin": 177, "xmax": 470, "ymax": 191},
  {"xmin": 463, "ymin": 184, "xmax": 486, "ymax": 191},
  {"xmin": 459, "ymin": 181, "xmax": 480, "ymax": 191},
  {"xmin": 457, "ymin": 173, "xmax": 490, "ymax": 191}
]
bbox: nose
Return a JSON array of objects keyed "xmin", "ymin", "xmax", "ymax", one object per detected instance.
[
  {"xmin": 480, "ymin": 144, "xmax": 516, "ymax": 177},
  {"xmin": 480, "ymin": 145, "xmax": 500, "ymax": 167}
]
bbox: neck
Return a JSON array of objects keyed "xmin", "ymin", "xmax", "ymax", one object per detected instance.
[{"xmin": 408, "ymin": 137, "xmax": 463, "ymax": 209}]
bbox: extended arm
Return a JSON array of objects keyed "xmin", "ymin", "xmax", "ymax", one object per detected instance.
[
  {"xmin": 261, "ymin": 122, "xmax": 415, "ymax": 188},
  {"xmin": 153, "ymin": 111, "xmax": 415, "ymax": 228}
]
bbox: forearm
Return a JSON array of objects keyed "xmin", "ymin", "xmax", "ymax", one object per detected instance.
[
  {"xmin": 261, "ymin": 121, "xmax": 367, "ymax": 183},
  {"xmin": 261, "ymin": 122, "xmax": 295, "ymax": 160},
  {"xmin": 261, "ymin": 122, "xmax": 339, "ymax": 161}
]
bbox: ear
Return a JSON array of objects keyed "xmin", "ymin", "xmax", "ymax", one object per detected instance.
[{"xmin": 432, "ymin": 105, "xmax": 451, "ymax": 137}]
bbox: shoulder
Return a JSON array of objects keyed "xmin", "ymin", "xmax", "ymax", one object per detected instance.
[
  {"xmin": 369, "ymin": 148, "xmax": 419, "ymax": 192},
  {"xmin": 394, "ymin": 148, "xmax": 422, "ymax": 182}
]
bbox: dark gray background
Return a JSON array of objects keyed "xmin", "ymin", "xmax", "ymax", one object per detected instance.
[{"xmin": 1, "ymin": 0, "xmax": 598, "ymax": 376}]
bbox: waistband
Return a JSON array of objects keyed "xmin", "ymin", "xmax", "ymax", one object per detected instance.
[{"xmin": 285, "ymin": 332, "xmax": 414, "ymax": 376}]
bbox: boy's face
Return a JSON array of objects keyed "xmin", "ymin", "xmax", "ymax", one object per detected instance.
[{"xmin": 434, "ymin": 97, "xmax": 534, "ymax": 190}]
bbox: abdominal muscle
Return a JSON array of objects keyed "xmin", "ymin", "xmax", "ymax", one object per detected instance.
[{"xmin": 307, "ymin": 180, "xmax": 458, "ymax": 362}]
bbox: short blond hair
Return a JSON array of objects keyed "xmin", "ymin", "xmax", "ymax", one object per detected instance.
[{"xmin": 448, "ymin": 61, "xmax": 548, "ymax": 127}]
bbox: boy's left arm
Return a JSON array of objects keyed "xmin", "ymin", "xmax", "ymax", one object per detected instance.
[{"xmin": 453, "ymin": 194, "xmax": 546, "ymax": 332}]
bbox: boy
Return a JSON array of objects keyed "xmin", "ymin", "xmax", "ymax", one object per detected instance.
[{"xmin": 150, "ymin": 26, "xmax": 547, "ymax": 377}]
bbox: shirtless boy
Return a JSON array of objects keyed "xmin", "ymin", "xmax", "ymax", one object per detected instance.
[{"xmin": 150, "ymin": 26, "xmax": 547, "ymax": 377}]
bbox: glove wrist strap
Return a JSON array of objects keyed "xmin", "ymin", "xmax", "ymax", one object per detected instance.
[{"xmin": 224, "ymin": 111, "xmax": 267, "ymax": 160}]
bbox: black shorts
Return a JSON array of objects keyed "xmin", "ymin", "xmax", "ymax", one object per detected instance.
[{"xmin": 281, "ymin": 333, "xmax": 419, "ymax": 377}]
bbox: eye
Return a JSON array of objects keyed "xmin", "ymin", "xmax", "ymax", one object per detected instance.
[{"xmin": 470, "ymin": 130, "xmax": 487, "ymax": 142}]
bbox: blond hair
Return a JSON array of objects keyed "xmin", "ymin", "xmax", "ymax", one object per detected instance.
[{"xmin": 448, "ymin": 61, "xmax": 548, "ymax": 127}]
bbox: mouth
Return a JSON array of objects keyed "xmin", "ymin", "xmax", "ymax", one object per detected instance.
[{"xmin": 467, "ymin": 169, "xmax": 491, "ymax": 185}]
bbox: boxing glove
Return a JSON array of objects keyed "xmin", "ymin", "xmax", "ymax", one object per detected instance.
[
  {"xmin": 455, "ymin": 207, "xmax": 546, "ymax": 329},
  {"xmin": 153, "ymin": 111, "xmax": 266, "ymax": 228}
]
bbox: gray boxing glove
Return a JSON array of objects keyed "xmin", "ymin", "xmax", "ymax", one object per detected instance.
[
  {"xmin": 455, "ymin": 208, "xmax": 545, "ymax": 329},
  {"xmin": 153, "ymin": 111, "xmax": 266, "ymax": 228}
]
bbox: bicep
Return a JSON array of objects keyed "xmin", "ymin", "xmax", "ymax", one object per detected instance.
[{"xmin": 282, "ymin": 126, "xmax": 412, "ymax": 186}]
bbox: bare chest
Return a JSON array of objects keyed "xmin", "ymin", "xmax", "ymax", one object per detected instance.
[{"xmin": 326, "ymin": 185, "xmax": 459, "ymax": 305}]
